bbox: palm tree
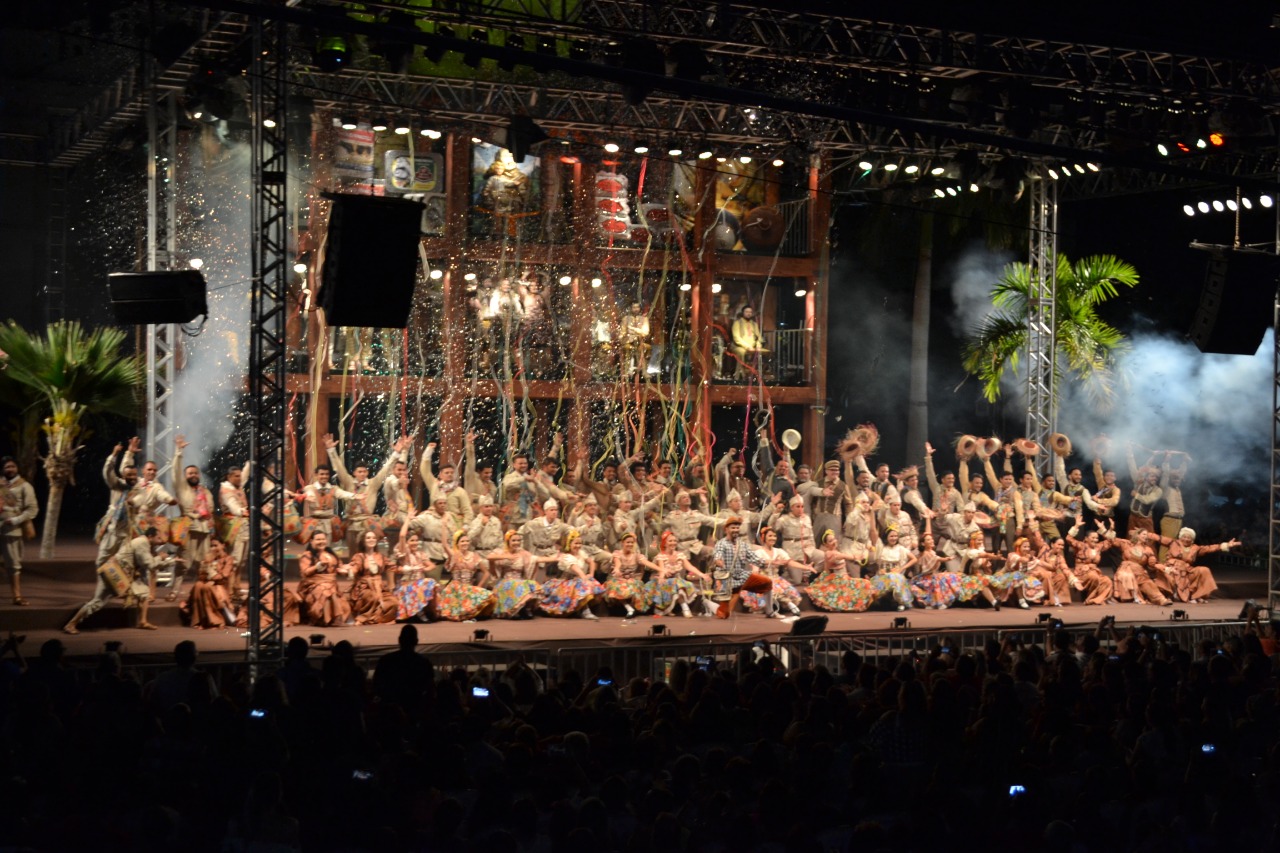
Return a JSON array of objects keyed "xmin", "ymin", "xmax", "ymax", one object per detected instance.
[
  {"xmin": 961, "ymin": 253, "xmax": 1140, "ymax": 412},
  {"xmin": 0, "ymin": 321, "xmax": 144, "ymax": 556}
]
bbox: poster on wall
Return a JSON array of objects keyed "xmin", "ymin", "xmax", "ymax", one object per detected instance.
[
  {"xmin": 384, "ymin": 150, "xmax": 444, "ymax": 194},
  {"xmin": 470, "ymin": 142, "xmax": 540, "ymax": 240},
  {"xmin": 332, "ymin": 127, "xmax": 376, "ymax": 181}
]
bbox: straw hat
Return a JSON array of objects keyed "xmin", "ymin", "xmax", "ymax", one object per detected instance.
[
  {"xmin": 976, "ymin": 437, "xmax": 1003, "ymax": 459},
  {"xmin": 1049, "ymin": 433, "xmax": 1072, "ymax": 457},
  {"xmin": 853, "ymin": 423, "xmax": 880, "ymax": 457},
  {"xmin": 836, "ymin": 430, "xmax": 862, "ymax": 461},
  {"xmin": 1013, "ymin": 438, "xmax": 1041, "ymax": 456},
  {"xmin": 955, "ymin": 434, "xmax": 979, "ymax": 460}
]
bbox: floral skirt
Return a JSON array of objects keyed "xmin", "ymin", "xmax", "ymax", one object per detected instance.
[
  {"xmin": 435, "ymin": 581, "xmax": 495, "ymax": 622},
  {"xmin": 493, "ymin": 577, "xmax": 541, "ymax": 617},
  {"xmin": 604, "ymin": 576, "xmax": 649, "ymax": 611},
  {"xmin": 1021, "ymin": 575, "xmax": 1047, "ymax": 603},
  {"xmin": 644, "ymin": 576, "xmax": 698, "ymax": 611},
  {"xmin": 540, "ymin": 577, "xmax": 606, "ymax": 615},
  {"xmin": 911, "ymin": 572, "xmax": 963, "ymax": 608},
  {"xmin": 987, "ymin": 569, "xmax": 1026, "ymax": 593},
  {"xmin": 954, "ymin": 573, "xmax": 991, "ymax": 603},
  {"xmin": 741, "ymin": 576, "xmax": 802, "ymax": 612},
  {"xmin": 395, "ymin": 578, "xmax": 437, "ymax": 621},
  {"xmin": 807, "ymin": 572, "xmax": 875, "ymax": 612},
  {"xmin": 870, "ymin": 572, "xmax": 913, "ymax": 607}
]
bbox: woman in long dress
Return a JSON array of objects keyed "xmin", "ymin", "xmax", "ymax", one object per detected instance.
[
  {"xmin": 869, "ymin": 525, "xmax": 916, "ymax": 611},
  {"xmin": 1152, "ymin": 527, "xmax": 1240, "ymax": 603},
  {"xmin": 393, "ymin": 531, "xmax": 438, "ymax": 622},
  {"xmin": 297, "ymin": 530, "xmax": 351, "ymax": 627},
  {"xmin": 1034, "ymin": 536, "xmax": 1075, "ymax": 607},
  {"xmin": 909, "ymin": 531, "xmax": 963, "ymax": 610},
  {"xmin": 645, "ymin": 531, "xmax": 711, "ymax": 617},
  {"xmin": 490, "ymin": 530, "xmax": 542, "ymax": 618},
  {"xmin": 1064, "ymin": 517, "xmax": 1115, "ymax": 606},
  {"xmin": 806, "ymin": 530, "xmax": 876, "ymax": 612},
  {"xmin": 741, "ymin": 526, "xmax": 810, "ymax": 617},
  {"xmin": 434, "ymin": 531, "xmax": 495, "ymax": 622},
  {"xmin": 540, "ymin": 530, "xmax": 606, "ymax": 619},
  {"xmin": 999, "ymin": 537, "xmax": 1042, "ymax": 609},
  {"xmin": 1109, "ymin": 526, "xmax": 1170, "ymax": 605},
  {"xmin": 604, "ymin": 531, "xmax": 655, "ymax": 619},
  {"xmin": 182, "ymin": 537, "xmax": 237, "ymax": 628},
  {"xmin": 347, "ymin": 530, "xmax": 397, "ymax": 625}
]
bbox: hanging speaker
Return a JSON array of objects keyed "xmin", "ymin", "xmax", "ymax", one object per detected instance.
[
  {"xmin": 318, "ymin": 193, "xmax": 425, "ymax": 328},
  {"xmin": 108, "ymin": 271, "xmax": 208, "ymax": 324},
  {"xmin": 1188, "ymin": 245, "xmax": 1277, "ymax": 355}
]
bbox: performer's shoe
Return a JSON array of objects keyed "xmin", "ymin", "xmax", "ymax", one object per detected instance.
[
  {"xmin": 582, "ymin": 610, "xmax": 599, "ymax": 620},
  {"xmin": 12, "ymin": 597, "xmax": 28, "ymax": 606},
  {"xmin": 1018, "ymin": 599, "xmax": 1030, "ymax": 610},
  {"xmin": 992, "ymin": 600, "xmax": 1001, "ymax": 612},
  {"xmin": 896, "ymin": 605, "xmax": 907, "ymax": 612}
]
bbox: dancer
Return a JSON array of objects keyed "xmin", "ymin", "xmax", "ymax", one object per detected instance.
[
  {"xmin": 645, "ymin": 530, "xmax": 710, "ymax": 618},
  {"xmin": 170, "ymin": 436, "xmax": 215, "ymax": 599},
  {"xmin": 1064, "ymin": 516, "xmax": 1116, "ymax": 606},
  {"xmin": 462, "ymin": 431, "xmax": 498, "ymax": 510},
  {"xmin": 956, "ymin": 531, "xmax": 1001, "ymax": 610},
  {"xmin": 743, "ymin": 526, "xmax": 810, "ymax": 620},
  {"xmin": 809, "ymin": 460, "xmax": 853, "ymax": 543},
  {"xmin": 95, "ymin": 440, "xmax": 142, "ymax": 565},
  {"xmin": 381, "ymin": 454, "xmax": 415, "ymax": 546},
  {"xmin": 420, "ymin": 441, "xmax": 474, "ymax": 523},
  {"xmin": 64, "ymin": 526, "xmax": 175, "ymax": 634},
  {"xmin": 1125, "ymin": 443, "xmax": 1163, "ymax": 535},
  {"xmin": 1109, "ymin": 526, "xmax": 1172, "ymax": 606},
  {"xmin": 715, "ymin": 449, "xmax": 758, "ymax": 510},
  {"xmin": 711, "ymin": 516, "xmax": 775, "ymax": 619},
  {"xmin": 1034, "ymin": 537, "xmax": 1075, "ymax": 608},
  {"xmin": 570, "ymin": 493, "xmax": 610, "ymax": 578},
  {"xmin": 392, "ymin": 531, "xmax": 438, "ymax": 622},
  {"xmin": 923, "ymin": 443, "xmax": 963, "ymax": 515},
  {"xmin": 297, "ymin": 530, "xmax": 350, "ymax": 626},
  {"xmin": 868, "ymin": 524, "xmax": 916, "ymax": 611},
  {"xmin": 297, "ymin": 465, "xmax": 354, "ymax": 547},
  {"xmin": 605, "ymin": 531, "xmax": 656, "ymax": 619},
  {"xmin": 521, "ymin": 498, "xmax": 571, "ymax": 582},
  {"xmin": 661, "ymin": 488, "xmax": 716, "ymax": 568},
  {"xmin": 1157, "ymin": 451, "xmax": 1190, "ymax": 560},
  {"xmin": 465, "ymin": 495, "xmax": 504, "ymax": 557},
  {"xmin": 540, "ymin": 530, "xmax": 605, "ymax": 619},
  {"xmin": 910, "ymin": 528, "xmax": 963, "ymax": 610},
  {"xmin": 490, "ymin": 530, "xmax": 541, "ymax": 619},
  {"xmin": 1152, "ymin": 527, "xmax": 1239, "ymax": 603},
  {"xmin": 406, "ymin": 494, "xmax": 457, "ymax": 578},
  {"xmin": 180, "ymin": 537, "xmax": 237, "ymax": 629},
  {"xmin": 435, "ymin": 531, "xmax": 495, "ymax": 622},
  {"xmin": 0, "ymin": 455, "xmax": 37, "ymax": 605},
  {"xmin": 998, "ymin": 537, "xmax": 1041, "ymax": 609},
  {"xmin": 347, "ymin": 530, "xmax": 397, "ymax": 625},
  {"xmin": 326, "ymin": 433, "xmax": 408, "ymax": 555},
  {"xmin": 770, "ymin": 494, "xmax": 820, "ymax": 583},
  {"xmin": 807, "ymin": 530, "xmax": 876, "ymax": 613}
]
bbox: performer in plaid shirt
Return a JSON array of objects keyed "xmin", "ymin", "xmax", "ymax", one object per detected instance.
[{"xmin": 712, "ymin": 516, "xmax": 775, "ymax": 619}]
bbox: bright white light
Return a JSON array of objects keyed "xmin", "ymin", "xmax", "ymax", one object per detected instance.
[
  {"xmin": 429, "ymin": 269, "xmax": 444, "ymax": 280},
  {"xmin": 590, "ymin": 277, "xmax": 602, "ymax": 288},
  {"xmin": 188, "ymin": 258, "xmax": 204, "ymax": 270},
  {"xmin": 969, "ymin": 183, "xmax": 980, "ymax": 192},
  {"xmin": 1226, "ymin": 199, "xmax": 1238, "ymax": 211},
  {"xmin": 698, "ymin": 150, "xmax": 713, "ymax": 160},
  {"xmin": 1197, "ymin": 201, "xmax": 1210, "ymax": 213},
  {"xmin": 1183, "ymin": 205, "xmax": 1195, "ymax": 216},
  {"xmin": 934, "ymin": 188, "xmax": 946, "ymax": 198},
  {"xmin": 1156, "ymin": 143, "xmax": 1169, "ymax": 156},
  {"xmin": 371, "ymin": 121, "xmax": 388, "ymax": 132},
  {"xmin": 604, "ymin": 142, "xmax": 620, "ymax": 154},
  {"xmin": 634, "ymin": 145, "xmax": 650, "ymax": 154},
  {"xmin": 679, "ymin": 282, "xmax": 692, "ymax": 291},
  {"xmin": 904, "ymin": 164, "xmax": 919, "ymax": 174},
  {"xmin": 263, "ymin": 118, "xmax": 277, "ymax": 129},
  {"xmin": 341, "ymin": 120, "xmax": 357, "ymax": 130},
  {"xmin": 794, "ymin": 288, "xmax": 807, "ymax": 297},
  {"xmin": 426, "ymin": 129, "xmax": 442, "ymax": 139},
  {"xmin": 858, "ymin": 160, "xmax": 874, "ymax": 171},
  {"xmin": 930, "ymin": 166, "xmax": 945, "ymax": 176},
  {"xmin": 471, "ymin": 137, "xmax": 482, "ymax": 144},
  {"xmin": 711, "ymin": 282, "xmax": 721, "ymax": 293},
  {"xmin": 395, "ymin": 125, "xmax": 411, "ymax": 135},
  {"xmin": 1059, "ymin": 166, "xmax": 1070, "ymax": 178},
  {"xmin": 1047, "ymin": 168, "xmax": 1059, "ymax": 180},
  {"xmin": 1073, "ymin": 164, "xmax": 1085, "ymax": 174},
  {"xmin": 1195, "ymin": 138, "xmax": 1207, "ymax": 149},
  {"xmin": 559, "ymin": 275, "xmax": 572, "ymax": 285},
  {"xmin": 1212, "ymin": 200, "xmax": 1224, "ymax": 212},
  {"xmin": 293, "ymin": 262, "xmax": 307, "ymax": 274},
  {"xmin": 883, "ymin": 163, "xmax": 899, "ymax": 172},
  {"xmin": 946, "ymin": 187, "xmax": 957, "ymax": 196},
  {"xmin": 1087, "ymin": 162, "xmax": 1100, "ymax": 172},
  {"xmin": 739, "ymin": 155, "xmax": 752, "ymax": 164},
  {"xmin": 715, "ymin": 156, "xmax": 727, "ymax": 163},
  {"xmin": 1241, "ymin": 197, "xmax": 1253, "ymax": 209},
  {"xmin": 667, "ymin": 146, "xmax": 683, "ymax": 157},
  {"xmin": 771, "ymin": 158, "xmax": 784, "ymax": 167},
  {"xmin": 1261, "ymin": 195, "xmax": 1274, "ymax": 208},
  {"xmin": 464, "ymin": 272, "xmax": 477, "ymax": 281}
]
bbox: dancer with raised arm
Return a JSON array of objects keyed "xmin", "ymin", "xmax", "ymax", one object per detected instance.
[
  {"xmin": 807, "ymin": 529, "xmax": 876, "ymax": 613},
  {"xmin": 434, "ymin": 531, "xmax": 495, "ymax": 622},
  {"xmin": 1065, "ymin": 515, "xmax": 1115, "ymax": 606},
  {"xmin": 490, "ymin": 530, "xmax": 541, "ymax": 619},
  {"xmin": 1152, "ymin": 527, "xmax": 1240, "ymax": 603},
  {"xmin": 605, "ymin": 531, "xmax": 656, "ymax": 619},
  {"xmin": 392, "ymin": 531, "xmax": 438, "ymax": 622}
]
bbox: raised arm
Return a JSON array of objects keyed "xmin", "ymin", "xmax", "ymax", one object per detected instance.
[
  {"xmin": 419, "ymin": 442, "xmax": 439, "ymax": 495},
  {"xmin": 924, "ymin": 444, "xmax": 941, "ymax": 495},
  {"xmin": 367, "ymin": 437, "xmax": 408, "ymax": 495},
  {"xmin": 172, "ymin": 437, "xmax": 192, "ymax": 504},
  {"xmin": 323, "ymin": 433, "xmax": 356, "ymax": 491}
]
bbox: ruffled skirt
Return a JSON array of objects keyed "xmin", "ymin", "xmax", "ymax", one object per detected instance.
[
  {"xmin": 539, "ymin": 577, "xmax": 606, "ymax": 615},
  {"xmin": 434, "ymin": 581, "xmax": 495, "ymax": 621},
  {"xmin": 806, "ymin": 572, "xmax": 875, "ymax": 612}
]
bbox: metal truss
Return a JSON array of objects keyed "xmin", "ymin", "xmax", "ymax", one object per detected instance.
[
  {"xmin": 145, "ymin": 91, "xmax": 180, "ymax": 483},
  {"xmin": 1025, "ymin": 177, "xmax": 1058, "ymax": 473},
  {"xmin": 247, "ymin": 13, "xmax": 289, "ymax": 677}
]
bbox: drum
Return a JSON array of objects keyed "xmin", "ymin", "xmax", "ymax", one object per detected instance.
[
  {"xmin": 217, "ymin": 514, "xmax": 247, "ymax": 546},
  {"xmin": 97, "ymin": 557, "xmax": 132, "ymax": 598},
  {"xmin": 133, "ymin": 513, "xmax": 169, "ymax": 541},
  {"xmin": 380, "ymin": 512, "xmax": 404, "ymax": 532},
  {"xmin": 711, "ymin": 568, "xmax": 733, "ymax": 602},
  {"xmin": 169, "ymin": 516, "xmax": 192, "ymax": 549}
]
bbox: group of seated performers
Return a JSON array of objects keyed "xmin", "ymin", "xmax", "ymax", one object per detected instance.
[{"xmin": 63, "ymin": 422, "xmax": 1242, "ymax": 633}]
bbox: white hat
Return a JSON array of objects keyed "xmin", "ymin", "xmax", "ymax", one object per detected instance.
[
  {"xmin": 789, "ymin": 495, "xmax": 805, "ymax": 506},
  {"xmin": 1178, "ymin": 527, "xmax": 1196, "ymax": 541},
  {"xmin": 962, "ymin": 502, "xmax": 977, "ymax": 513},
  {"xmin": 581, "ymin": 494, "xmax": 598, "ymax": 505},
  {"xmin": 477, "ymin": 495, "xmax": 494, "ymax": 507},
  {"xmin": 544, "ymin": 498, "xmax": 559, "ymax": 510},
  {"xmin": 726, "ymin": 489, "xmax": 742, "ymax": 503}
]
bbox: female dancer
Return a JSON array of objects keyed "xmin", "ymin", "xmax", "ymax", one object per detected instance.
[
  {"xmin": 604, "ymin": 531, "xmax": 655, "ymax": 619},
  {"xmin": 393, "ymin": 530, "xmax": 438, "ymax": 622},
  {"xmin": 1064, "ymin": 515, "xmax": 1115, "ymax": 605},
  {"xmin": 645, "ymin": 530, "xmax": 710, "ymax": 618},
  {"xmin": 182, "ymin": 536, "xmax": 237, "ymax": 628},
  {"xmin": 869, "ymin": 524, "xmax": 916, "ymax": 611},
  {"xmin": 998, "ymin": 537, "xmax": 1041, "ymax": 609},
  {"xmin": 540, "ymin": 530, "xmax": 606, "ymax": 619},
  {"xmin": 348, "ymin": 530, "xmax": 397, "ymax": 624},
  {"xmin": 490, "ymin": 530, "xmax": 541, "ymax": 618},
  {"xmin": 742, "ymin": 526, "xmax": 810, "ymax": 618},
  {"xmin": 434, "ymin": 531, "xmax": 496, "ymax": 622},
  {"xmin": 1152, "ymin": 527, "xmax": 1240, "ymax": 603},
  {"xmin": 297, "ymin": 529, "xmax": 351, "ymax": 626},
  {"xmin": 957, "ymin": 530, "xmax": 1002, "ymax": 610},
  {"xmin": 807, "ymin": 529, "xmax": 876, "ymax": 612},
  {"xmin": 1035, "ymin": 537, "xmax": 1075, "ymax": 607},
  {"xmin": 1110, "ymin": 526, "xmax": 1171, "ymax": 605},
  {"xmin": 909, "ymin": 530, "xmax": 963, "ymax": 610}
]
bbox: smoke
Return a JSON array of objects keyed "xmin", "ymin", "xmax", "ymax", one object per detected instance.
[
  {"xmin": 949, "ymin": 243, "xmax": 1016, "ymax": 339},
  {"xmin": 170, "ymin": 138, "xmax": 253, "ymax": 474}
]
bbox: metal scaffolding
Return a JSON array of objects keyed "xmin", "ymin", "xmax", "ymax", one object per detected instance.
[
  {"xmin": 1025, "ymin": 177, "xmax": 1058, "ymax": 470},
  {"xmin": 246, "ymin": 13, "xmax": 289, "ymax": 676},
  {"xmin": 145, "ymin": 90, "xmax": 179, "ymax": 483}
]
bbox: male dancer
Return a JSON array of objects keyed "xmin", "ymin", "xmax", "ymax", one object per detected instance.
[{"xmin": 0, "ymin": 456, "xmax": 38, "ymax": 605}]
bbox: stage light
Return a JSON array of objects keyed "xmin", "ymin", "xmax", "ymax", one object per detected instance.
[
  {"xmin": 371, "ymin": 119, "xmax": 387, "ymax": 132},
  {"xmin": 340, "ymin": 118, "xmax": 358, "ymax": 130},
  {"xmin": 858, "ymin": 160, "xmax": 874, "ymax": 171},
  {"xmin": 794, "ymin": 287, "xmax": 807, "ymax": 297},
  {"xmin": 1261, "ymin": 195, "xmax": 1273, "ymax": 208},
  {"xmin": 1073, "ymin": 163, "xmax": 1086, "ymax": 174},
  {"xmin": 930, "ymin": 166, "xmax": 946, "ymax": 176},
  {"xmin": 739, "ymin": 155, "xmax": 751, "ymax": 164},
  {"xmin": 559, "ymin": 275, "xmax": 572, "ymax": 285},
  {"xmin": 1176, "ymin": 142, "xmax": 1191, "ymax": 153},
  {"xmin": 1195, "ymin": 138, "xmax": 1207, "ymax": 149},
  {"xmin": 1183, "ymin": 204, "xmax": 1195, "ymax": 216},
  {"xmin": 1058, "ymin": 164, "xmax": 1071, "ymax": 178},
  {"xmin": 667, "ymin": 145, "xmax": 683, "ymax": 157},
  {"xmin": 679, "ymin": 281, "xmax": 692, "ymax": 292},
  {"xmin": 1226, "ymin": 199, "xmax": 1238, "ymax": 211},
  {"xmin": 394, "ymin": 121, "xmax": 411, "ymax": 135},
  {"xmin": 934, "ymin": 188, "xmax": 946, "ymax": 198},
  {"xmin": 188, "ymin": 258, "xmax": 204, "ymax": 270},
  {"xmin": 1047, "ymin": 168, "xmax": 1059, "ymax": 180},
  {"xmin": 772, "ymin": 157, "xmax": 784, "ymax": 167},
  {"xmin": 262, "ymin": 117, "xmax": 277, "ymax": 129},
  {"xmin": 603, "ymin": 142, "xmax": 620, "ymax": 154},
  {"xmin": 590, "ymin": 277, "xmax": 602, "ymax": 288},
  {"xmin": 471, "ymin": 137, "xmax": 482, "ymax": 144},
  {"xmin": 634, "ymin": 144, "xmax": 650, "ymax": 154},
  {"xmin": 429, "ymin": 268, "xmax": 444, "ymax": 280},
  {"xmin": 698, "ymin": 148, "xmax": 713, "ymax": 160},
  {"xmin": 1212, "ymin": 200, "xmax": 1224, "ymax": 211},
  {"xmin": 1242, "ymin": 197, "xmax": 1253, "ymax": 209},
  {"xmin": 715, "ymin": 156, "xmax": 727, "ymax": 163},
  {"xmin": 1087, "ymin": 162, "xmax": 1100, "ymax": 172},
  {"xmin": 464, "ymin": 272, "xmax": 477, "ymax": 281},
  {"xmin": 559, "ymin": 154, "xmax": 580, "ymax": 164},
  {"xmin": 969, "ymin": 183, "xmax": 980, "ymax": 192},
  {"xmin": 1157, "ymin": 143, "xmax": 1169, "ymax": 156},
  {"xmin": 315, "ymin": 35, "xmax": 349, "ymax": 72},
  {"xmin": 1197, "ymin": 201, "xmax": 1210, "ymax": 213},
  {"xmin": 883, "ymin": 163, "xmax": 899, "ymax": 172},
  {"xmin": 904, "ymin": 164, "xmax": 919, "ymax": 174},
  {"xmin": 946, "ymin": 187, "xmax": 958, "ymax": 196},
  {"xmin": 1209, "ymin": 132, "xmax": 1226, "ymax": 147},
  {"xmin": 711, "ymin": 282, "xmax": 721, "ymax": 293},
  {"xmin": 293, "ymin": 262, "xmax": 307, "ymax": 274}
]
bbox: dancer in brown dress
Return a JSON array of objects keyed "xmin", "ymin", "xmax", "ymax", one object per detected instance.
[
  {"xmin": 347, "ymin": 530, "xmax": 397, "ymax": 625},
  {"xmin": 1064, "ymin": 516, "xmax": 1114, "ymax": 605},
  {"xmin": 297, "ymin": 530, "xmax": 352, "ymax": 626},
  {"xmin": 1152, "ymin": 527, "xmax": 1240, "ymax": 603},
  {"xmin": 182, "ymin": 537, "xmax": 237, "ymax": 628},
  {"xmin": 1108, "ymin": 526, "xmax": 1172, "ymax": 605}
]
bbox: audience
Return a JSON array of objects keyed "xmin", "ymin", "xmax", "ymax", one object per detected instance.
[{"xmin": 0, "ymin": 615, "xmax": 1276, "ymax": 852}]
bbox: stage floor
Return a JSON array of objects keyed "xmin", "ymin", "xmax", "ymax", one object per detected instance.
[{"xmin": 2, "ymin": 539, "xmax": 1265, "ymax": 661}]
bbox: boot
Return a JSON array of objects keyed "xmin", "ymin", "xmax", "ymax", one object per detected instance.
[
  {"xmin": 623, "ymin": 604, "xmax": 636, "ymax": 618},
  {"xmin": 679, "ymin": 602, "xmax": 693, "ymax": 618}
]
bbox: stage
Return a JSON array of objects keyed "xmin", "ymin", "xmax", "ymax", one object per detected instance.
[{"xmin": 3, "ymin": 539, "xmax": 1266, "ymax": 664}]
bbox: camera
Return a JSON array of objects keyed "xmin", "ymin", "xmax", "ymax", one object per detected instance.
[
  {"xmin": 941, "ymin": 646, "xmax": 952, "ymax": 655},
  {"xmin": 471, "ymin": 686, "xmax": 490, "ymax": 698},
  {"xmin": 249, "ymin": 708, "xmax": 267, "ymax": 719}
]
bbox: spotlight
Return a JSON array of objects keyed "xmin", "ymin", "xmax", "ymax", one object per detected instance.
[
  {"xmin": 1242, "ymin": 197, "xmax": 1253, "ymax": 209},
  {"xmin": 892, "ymin": 617, "xmax": 910, "ymax": 630},
  {"xmin": 293, "ymin": 262, "xmax": 307, "ymax": 274},
  {"xmin": 1226, "ymin": 199, "xmax": 1238, "ymax": 211},
  {"xmin": 262, "ymin": 118, "xmax": 277, "ymax": 129},
  {"xmin": 946, "ymin": 186, "xmax": 958, "ymax": 196},
  {"xmin": 1156, "ymin": 143, "xmax": 1170, "ymax": 156},
  {"xmin": 188, "ymin": 258, "xmax": 204, "ymax": 270},
  {"xmin": 394, "ymin": 120, "xmax": 411, "ymax": 135},
  {"xmin": 679, "ymin": 281, "xmax": 692, "ymax": 292},
  {"xmin": 340, "ymin": 118, "xmax": 358, "ymax": 131},
  {"xmin": 858, "ymin": 160, "xmax": 874, "ymax": 171},
  {"xmin": 934, "ymin": 188, "xmax": 946, "ymax": 198},
  {"xmin": 794, "ymin": 287, "xmax": 807, "ymax": 297},
  {"xmin": 711, "ymin": 282, "xmax": 721, "ymax": 293},
  {"xmin": 1212, "ymin": 200, "xmax": 1224, "ymax": 211},
  {"xmin": 1183, "ymin": 204, "xmax": 1195, "ymax": 216},
  {"xmin": 930, "ymin": 166, "xmax": 946, "ymax": 176},
  {"xmin": 882, "ymin": 163, "xmax": 899, "ymax": 172},
  {"xmin": 1262, "ymin": 195, "xmax": 1274, "ymax": 208},
  {"xmin": 371, "ymin": 119, "xmax": 387, "ymax": 132},
  {"xmin": 1197, "ymin": 201, "xmax": 1210, "ymax": 213},
  {"xmin": 603, "ymin": 142, "xmax": 620, "ymax": 154},
  {"xmin": 590, "ymin": 277, "xmax": 602, "ymax": 288},
  {"xmin": 1195, "ymin": 138, "xmax": 1207, "ymax": 149},
  {"xmin": 969, "ymin": 183, "xmax": 980, "ymax": 192},
  {"xmin": 904, "ymin": 164, "xmax": 919, "ymax": 174},
  {"xmin": 471, "ymin": 629, "xmax": 490, "ymax": 641},
  {"xmin": 429, "ymin": 269, "xmax": 444, "ymax": 280},
  {"xmin": 1047, "ymin": 168, "xmax": 1059, "ymax": 180},
  {"xmin": 772, "ymin": 157, "xmax": 784, "ymax": 167},
  {"xmin": 698, "ymin": 148, "xmax": 714, "ymax": 160},
  {"xmin": 667, "ymin": 145, "xmax": 684, "ymax": 157},
  {"xmin": 1058, "ymin": 164, "xmax": 1071, "ymax": 177},
  {"xmin": 739, "ymin": 155, "xmax": 751, "ymax": 164},
  {"xmin": 634, "ymin": 144, "xmax": 650, "ymax": 154},
  {"xmin": 558, "ymin": 274, "xmax": 572, "ymax": 285},
  {"xmin": 314, "ymin": 35, "xmax": 349, "ymax": 72},
  {"xmin": 1209, "ymin": 132, "xmax": 1226, "ymax": 147},
  {"xmin": 1073, "ymin": 163, "xmax": 1086, "ymax": 174}
]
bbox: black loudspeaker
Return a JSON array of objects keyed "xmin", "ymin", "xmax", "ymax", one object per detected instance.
[
  {"xmin": 318, "ymin": 193, "xmax": 425, "ymax": 328},
  {"xmin": 1189, "ymin": 247, "xmax": 1277, "ymax": 355},
  {"xmin": 107, "ymin": 271, "xmax": 208, "ymax": 324},
  {"xmin": 788, "ymin": 615, "xmax": 828, "ymax": 636}
]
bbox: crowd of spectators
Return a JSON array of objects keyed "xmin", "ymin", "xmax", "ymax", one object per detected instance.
[{"xmin": 0, "ymin": 611, "xmax": 1277, "ymax": 852}]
